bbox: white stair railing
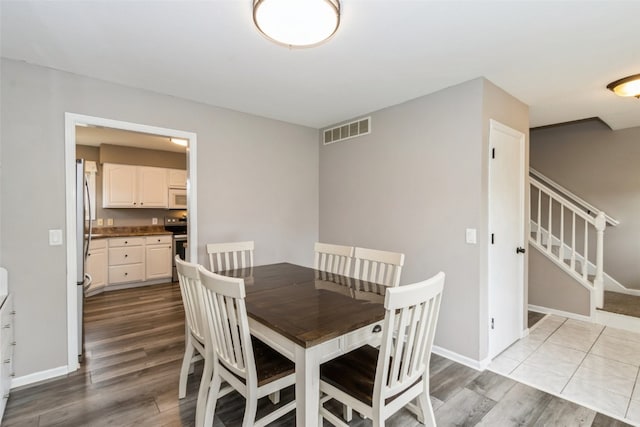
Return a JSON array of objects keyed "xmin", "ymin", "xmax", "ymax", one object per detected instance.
[{"xmin": 530, "ymin": 176, "xmax": 607, "ymax": 309}]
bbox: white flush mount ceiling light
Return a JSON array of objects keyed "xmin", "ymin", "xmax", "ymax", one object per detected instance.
[
  {"xmin": 253, "ymin": 0, "xmax": 340, "ymax": 48},
  {"xmin": 170, "ymin": 137, "xmax": 188, "ymax": 147},
  {"xmin": 607, "ymin": 74, "xmax": 640, "ymax": 98}
]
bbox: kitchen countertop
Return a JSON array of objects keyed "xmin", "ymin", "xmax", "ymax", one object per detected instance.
[{"xmin": 88, "ymin": 226, "xmax": 172, "ymax": 239}]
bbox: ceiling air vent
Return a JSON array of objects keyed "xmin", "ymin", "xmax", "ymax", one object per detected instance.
[{"xmin": 323, "ymin": 117, "xmax": 371, "ymax": 145}]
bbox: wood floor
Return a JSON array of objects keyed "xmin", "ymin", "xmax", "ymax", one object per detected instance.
[{"xmin": 2, "ymin": 283, "xmax": 631, "ymax": 426}]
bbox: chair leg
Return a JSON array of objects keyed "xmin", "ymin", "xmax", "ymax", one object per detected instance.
[
  {"xmin": 196, "ymin": 354, "xmax": 214, "ymax": 427},
  {"xmin": 242, "ymin": 396, "xmax": 258, "ymax": 427},
  {"xmin": 205, "ymin": 372, "xmax": 222, "ymax": 427},
  {"xmin": 417, "ymin": 392, "xmax": 436, "ymax": 427},
  {"xmin": 268, "ymin": 391, "xmax": 280, "ymax": 404},
  {"xmin": 179, "ymin": 340, "xmax": 195, "ymax": 399},
  {"xmin": 342, "ymin": 404, "xmax": 353, "ymax": 422}
]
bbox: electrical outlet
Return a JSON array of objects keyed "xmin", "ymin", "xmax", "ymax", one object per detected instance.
[
  {"xmin": 97, "ymin": 218, "xmax": 103, "ymax": 226},
  {"xmin": 107, "ymin": 218, "xmax": 114, "ymax": 226},
  {"xmin": 152, "ymin": 217, "xmax": 158, "ymax": 225}
]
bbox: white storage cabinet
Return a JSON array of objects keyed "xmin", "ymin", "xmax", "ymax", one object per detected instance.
[{"xmin": 103, "ymin": 163, "xmax": 169, "ymax": 208}]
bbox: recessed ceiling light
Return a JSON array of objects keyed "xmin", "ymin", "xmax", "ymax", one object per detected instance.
[
  {"xmin": 170, "ymin": 138, "xmax": 188, "ymax": 147},
  {"xmin": 253, "ymin": 0, "xmax": 340, "ymax": 48},
  {"xmin": 607, "ymin": 74, "xmax": 640, "ymax": 98}
]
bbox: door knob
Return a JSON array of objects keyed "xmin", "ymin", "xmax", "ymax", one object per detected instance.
[{"xmin": 516, "ymin": 247, "xmax": 526, "ymax": 254}]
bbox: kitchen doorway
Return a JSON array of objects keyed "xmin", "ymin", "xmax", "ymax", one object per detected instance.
[{"xmin": 64, "ymin": 113, "xmax": 198, "ymax": 372}]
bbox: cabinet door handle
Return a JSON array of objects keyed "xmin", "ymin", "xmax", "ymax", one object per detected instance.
[
  {"xmin": 4, "ymin": 359, "xmax": 10, "ymax": 364},
  {"xmin": 11, "ymin": 341, "xmax": 16, "ymax": 346},
  {"xmin": 124, "ymin": 272, "xmax": 128, "ymax": 276},
  {"xmin": 10, "ymin": 310, "xmax": 15, "ymax": 315},
  {"xmin": 2, "ymin": 324, "xmax": 10, "ymax": 329},
  {"xmin": 124, "ymin": 254, "xmax": 128, "ymax": 258}
]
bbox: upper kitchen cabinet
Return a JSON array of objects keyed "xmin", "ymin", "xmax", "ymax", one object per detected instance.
[
  {"xmin": 168, "ymin": 169, "xmax": 187, "ymax": 189},
  {"xmin": 103, "ymin": 163, "xmax": 168, "ymax": 208}
]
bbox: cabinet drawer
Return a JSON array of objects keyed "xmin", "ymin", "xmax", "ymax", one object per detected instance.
[
  {"xmin": 89, "ymin": 239, "xmax": 107, "ymax": 250},
  {"xmin": 145, "ymin": 235, "xmax": 172, "ymax": 245},
  {"xmin": 108, "ymin": 246, "xmax": 144, "ymax": 266},
  {"xmin": 109, "ymin": 237, "xmax": 145, "ymax": 248},
  {"xmin": 108, "ymin": 264, "xmax": 144, "ymax": 284}
]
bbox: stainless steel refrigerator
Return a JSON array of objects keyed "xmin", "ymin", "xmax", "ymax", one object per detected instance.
[{"xmin": 76, "ymin": 159, "xmax": 93, "ymax": 360}]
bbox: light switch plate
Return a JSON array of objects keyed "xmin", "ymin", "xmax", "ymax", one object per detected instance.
[
  {"xmin": 49, "ymin": 229, "xmax": 63, "ymax": 246},
  {"xmin": 465, "ymin": 228, "xmax": 477, "ymax": 244},
  {"xmin": 97, "ymin": 218, "xmax": 103, "ymax": 226},
  {"xmin": 107, "ymin": 218, "xmax": 114, "ymax": 226},
  {"xmin": 152, "ymin": 217, "xmax": 158, "ymax": 225}
]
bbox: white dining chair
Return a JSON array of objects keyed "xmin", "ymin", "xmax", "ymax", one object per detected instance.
[
  {"xmin": 198, "ymin": 265, "xmax": 296, "ymax": 427},
  {"xmin": 353, "ymin": 246, "xmax": 405, "ymax": 288},
  {"xmin": 314, "ymin": 242, "xmax": 354, "ymax": 276},
  {"xmin": 175, "ymin": 256, "xmax": 232, "ymax": 427},
  {"xmin": 319, "ymin": 272, "xmax": 445, "ymax": 427},
  {"xmin": 206, "ymin": 240, "xmax": 254, "ymax": 272}
]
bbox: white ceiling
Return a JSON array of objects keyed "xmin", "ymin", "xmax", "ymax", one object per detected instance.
[
  {"xmin": 2, "ymin": 1, "xmax": 640, "ymax": 130},
  {"xmin": 76, "ymin": 126, "xmax": 187, "ymax": 153}
]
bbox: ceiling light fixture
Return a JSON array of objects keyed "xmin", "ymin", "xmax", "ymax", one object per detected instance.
[
  {"xmin": 170, "ymin": 137, "xmax": 188, "ymax": 147},
  {"xmin": 607, "ymin": 74, "xmax": 640, "ymax": 98},
  {"xmin": 253, "ymin": 0, "xmax": 340, "ymax": 48}
]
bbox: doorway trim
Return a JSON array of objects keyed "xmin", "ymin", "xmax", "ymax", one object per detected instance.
[{"xmin": 64, "ymin": 113, "xmax": 198, "ymax": 372}]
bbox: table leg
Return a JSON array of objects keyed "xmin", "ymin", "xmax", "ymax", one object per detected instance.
[{"xmin": 295, "ymin": 344, "xmax": 322, "ymax": 427}]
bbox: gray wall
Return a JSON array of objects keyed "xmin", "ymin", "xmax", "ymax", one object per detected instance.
[
  {"xmin": 530, "ymin": 120, "xmax": 640, "ymax": 290},
  {"xmin": 528, "ymin": 246, "xmax": 591, "ymax": 316},
  {"xmin": 319, "ymin": 78, "xmax": 529, "ymax": 362},
  {"xmin": 77, "ymin": 144, "xmax": 186, "ymax": 226},
  {"xmin": 0, "ymin": 58, "xmax": 319, "ymax": 378}
]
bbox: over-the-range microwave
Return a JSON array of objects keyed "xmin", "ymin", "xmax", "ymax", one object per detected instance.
[{"xmin": 168, "ymin": 188, "xmax": 187, "ymax": 209}]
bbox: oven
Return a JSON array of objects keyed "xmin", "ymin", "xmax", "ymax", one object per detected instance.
[{"xmin": 164, "ymin": 216, "xmax": 188, "ymax": 282}]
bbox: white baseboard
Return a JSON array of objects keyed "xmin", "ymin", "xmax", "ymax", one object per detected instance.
[
  {"xmin": 595, "ymin": 310, "xmax": 640, "ymax": 334},
  {"xmin": 527, "ymin": 304, "xmax": 592, "ymax": 322},
  {"xmin": 432, "ymin": 345, "xmax": 490, "ymax": 371},
  {"xmin": 11, "ymin": 365, "xmax": 69, "ymax": 389},
  {"xmin": 604, "ymin": 273, "xmax": 640, "ymax": 296}
]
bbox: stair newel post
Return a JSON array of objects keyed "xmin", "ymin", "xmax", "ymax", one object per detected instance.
[{"xmin": 594, "ymin": 212, "xmax": 606, "ymax": 309}]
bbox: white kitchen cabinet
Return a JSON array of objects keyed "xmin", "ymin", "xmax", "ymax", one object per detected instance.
[
  {"xmin": 108, "ymin": 237, "xmax": 145, "ymax": 284},
  {"xmin": 138, "ymin": 166, "xmax": 169, "ymax": 208},
  {"xmin": 145, "ymin": 235, "xmax": 172, "ymax": 280},
  {"xmin": 168, "ymin": 169, "xmax": 187, "ymax": 189},
  {"xmin": 0, "ymin": 294, "xmax": 15, "ymax": 422},
  {"xmin": 102, "ymin": 163, "xmax": 137, "ymax": 208},
  {"xmin": 102, "ymin": 163, "xmax": 168, "ymax": 208},
  {"xmin": 86, "ymin": 239, "xmax": 108, "ymax": 291}
]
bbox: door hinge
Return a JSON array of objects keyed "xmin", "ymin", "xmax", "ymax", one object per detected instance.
[
  {"xmin": 491, "ymin": 233, "xmax": 495, "ymax": 244},
  {"xmin": 491, "ymin": 148, "xmax": 495, "ymax": 159},
  {"xmin": 491, "ymin": 318, "xmax": 495, "ymax": 330}
]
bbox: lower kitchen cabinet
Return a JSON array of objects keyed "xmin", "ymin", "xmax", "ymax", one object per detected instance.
[
  {"xmin": 145, "ymin": 235, "xmax": 172, "ymax": 280},
  {"xmin": 86, "ymin": 239, "xmax": 107, "ymax": 290},
  {"xmin": 95, "ymin": 235, "xmax": 173, "ymax": 290},
  {"xmin": 0, "ymin": 294, "xmax": 15, "ymax": 422},
  {"xmin": 108, "ymin": 237, "xmax": 145, "ymax": 284}
]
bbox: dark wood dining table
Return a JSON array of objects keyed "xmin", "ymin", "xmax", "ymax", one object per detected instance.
[{"xmin": 220, "ymin": 262, "xmax": 386, "ymax": 427}]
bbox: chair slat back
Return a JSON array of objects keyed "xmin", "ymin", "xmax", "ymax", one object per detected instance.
[
  {"xmin": 197, "ymin": 265, "xmax": 256, "ymax": 383},
  {"xmin": 353, "ymin": 247, "xmax": 405, "ymax": 287},
  {"xmin": 314, "ymin": 242, "xmax": 354, "ymax": 275},
  {"xmin": 374, "ymin": 272, "xmax": 444, "ymax": 402},
  {"xmin": 175, "ymin": 255, "xmax": 206, "ymax": 343},
  {"xmin": 206, "ymin": 241, "xmax": 255, "ymax": 273}
]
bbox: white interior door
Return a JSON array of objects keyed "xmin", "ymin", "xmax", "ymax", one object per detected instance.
[{"xmin": 488, "ymin": 119, "xmax": 525, "ymax": 359}]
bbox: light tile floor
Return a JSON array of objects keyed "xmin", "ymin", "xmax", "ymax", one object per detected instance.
[{"xmin": 489, "ymin": 314, "xmax": 640, "ymax": 426}]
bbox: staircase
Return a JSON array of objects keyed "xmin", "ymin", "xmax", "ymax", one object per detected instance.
[{"xmin": 528, "ymin": 169, "xmax": 639, "ymax": 326}]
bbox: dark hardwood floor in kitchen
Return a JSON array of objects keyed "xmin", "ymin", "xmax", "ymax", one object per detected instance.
[{"xmin": 3, "ymin": 282, "xmax": 630, "ymax": 426}]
